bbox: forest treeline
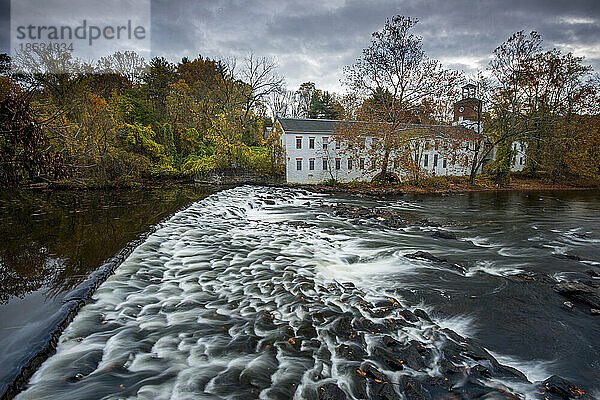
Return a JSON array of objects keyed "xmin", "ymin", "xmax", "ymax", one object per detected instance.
[
  {"xmin": 333, "ymin": 17, "xmax": 600, "ymax": 185},
  {"xmin": 1, "ymin": 16, "xmax": 600, "ymax": 187},
  {"xmin": 0, "ymin": 51, "xmax": 292, "ymax": 186}
]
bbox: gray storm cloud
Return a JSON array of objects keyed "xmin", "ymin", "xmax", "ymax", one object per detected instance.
[{"xmin": 2, "ymin": 0, "xmax": 599, "ymax": 91}]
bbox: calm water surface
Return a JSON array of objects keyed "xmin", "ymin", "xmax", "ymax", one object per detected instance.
[
  {"xmin": 5, "ymin": 186, "xmax": 600, "ymax": 399},
  {"xmin": 0, "ymin": 185, "xmax": 219, "ymax": 397}
]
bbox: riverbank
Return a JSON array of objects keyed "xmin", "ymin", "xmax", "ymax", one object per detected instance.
[{"xmin": 292, "ymin": 175, "xmax": 599, "ymax": 197}]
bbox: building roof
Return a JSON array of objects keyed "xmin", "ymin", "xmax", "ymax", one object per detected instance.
[
  {"xmin": 277, "ymin": 117, "xmax": 341, "ymax": 133},
  {"xmin": 277, "ymin": 117, "xmax": 481, "ymax": 140}
]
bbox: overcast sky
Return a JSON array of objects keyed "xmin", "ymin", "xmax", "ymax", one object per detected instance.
[{"xmin": 2, "ymin": 0, "xmax": 600, "ymax": 92}]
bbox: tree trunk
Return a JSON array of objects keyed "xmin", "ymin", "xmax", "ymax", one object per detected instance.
[{"xmin": 469, "ymin": 140, "xmax": 481, "ymax": 184}]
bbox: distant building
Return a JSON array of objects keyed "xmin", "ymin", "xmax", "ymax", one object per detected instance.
[{"xmin": 279, "ymin": 84, "xmax": 526, "ymax": 184}]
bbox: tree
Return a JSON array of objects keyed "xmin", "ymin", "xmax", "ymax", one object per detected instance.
[
  {"xmin": 143, "ymin": 57, "xmax": 175, "ymax": 117},
  {"xmin": 338, "ymin": 15, "xmax": 462, "ymax": 182},
  {"xmin": 239, "ymin": 53, "xmax": 284, "ymax": 123},
  {"xmin": 296, "ymin": 82, "xmax": 316, "ymax": 117},
  {"xmin": 0, "ymin": 53, "xmax": 10, "ymax": 76},
  {"xmin": 484, "ymin": 31, "xmax": 597, "ymax": 183},
  {"xmin": 309, "ymin": 90, "xmax": 343, "ymax": 119},
  {"xmin": 96, "ymin": 51, "xmax": 147, "ymax": 85}
]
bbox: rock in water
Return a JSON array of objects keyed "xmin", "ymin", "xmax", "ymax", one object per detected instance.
[
  {"xmin": 553, "ymin": 282, "xmax": 600, "ymax": 309},
  {"xmin": 405, "ymin": 251, "xmax": 448, "ymax": 263},
  {"xmin": 430, "ymin": 231, "xmax": 457, "ymax": 240},
  {"xmin": 317, "ymin": 383, "xmax": 347, "ymax": 400},
  {"xmin": 563, "ymin": 301, "xmax": 574, "ymax": 310},
  {"xmin": 539, "ymin": 375, "xmax": 594, "ymax": 399}
]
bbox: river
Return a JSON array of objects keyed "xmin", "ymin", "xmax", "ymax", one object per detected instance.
[
  {"xmin": 3, "ymin": 186, "xmax": 600, "ymax": 399},
  {"xmin": 0, "ymin": 185, "xmax": 220, "ymax": 398}
]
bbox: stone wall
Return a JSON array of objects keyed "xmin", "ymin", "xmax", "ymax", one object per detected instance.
[{"xmin": 193, "ymin": 169, "xmax": 284, "ymax": 185}]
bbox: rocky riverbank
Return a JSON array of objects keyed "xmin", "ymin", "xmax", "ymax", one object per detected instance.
[{"xmin": 293, "ymin": 176, "xmax": 598, "ymax": 197}]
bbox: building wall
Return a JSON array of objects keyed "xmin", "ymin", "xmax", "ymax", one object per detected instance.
[
  {"xmin": 284, "ymin": 133, "xmax": 374, "ymax": 184},
  {"xmin": 511, "ymin": 141, "xmax": 528, "ymax": 172},
  {"xmin": 283, "ymin": 131, "xmax": 477, "ymax": 184}
]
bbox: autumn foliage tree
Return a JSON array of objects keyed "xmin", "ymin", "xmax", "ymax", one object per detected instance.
[{"xmin": 337, "ymin": 15, "xmax": 463, "ymax": 183}]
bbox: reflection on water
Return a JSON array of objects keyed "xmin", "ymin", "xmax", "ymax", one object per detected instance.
[
  {"xmin": 0, "ymin": 185, "xmax": 219, "ymax": 397},
  {"xmin": 12, "ymin": 186, "xmax": 600, "ymax": 400}
]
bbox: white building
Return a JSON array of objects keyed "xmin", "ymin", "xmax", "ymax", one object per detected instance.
[{"xmin": 279, "ymin": 85, "xmax": 527, "ymax": 184}]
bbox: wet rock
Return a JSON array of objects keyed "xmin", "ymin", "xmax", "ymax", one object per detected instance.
[
  {"xmin": 369, "ymin": 307, "xmax": 394, "ymax": 318},
  {"xmin": 352, "ymin": 317, "xmax": 388, "ymax": 334},
  {"xmin": 397, "ymin": 375, "xmax": 431, "ymax": 400},
  {"xmin": 540, "ymin": 375, "xmax": 594, "ymax": 399},
  {"xmin": 510, "ymin": 272, "xmax": 557, "ymax": 284},
  {"xmin": 563, "ymin": 301, "xmax": 574, "ymax": 310},
  {"xmin": 366, "ymin": 368, "xmax": 401, "ymax": 400},
  {"xmin": 398, "ymin": 309, "xmax": 419, "ymax": 323},
  {"xmin": 585, "ymin": 269, "xmax": 600, "ymax": 278},
  {"xmin": 332, "ymin": 204, "xmax": 411, "ymax": 228},
  {"xmin": 369, "ymin": 380, "xmax": 401, "ymax": 400},
  {"xmin": 336, "ymin": 344, "xmax": 367, "ymax": 361},
  {"xmin": 317, "ymin": 382, "xmax": 347, "ymax": 400},
  {"xmin": 297, "ymin": 321, "xmax": 318, "ymax": 339},
  {"xmin": 413, "ymin": 308, "xmax": 432, "ymax": 322},
  {"xmin": 341, "ymin": 281, "xmax": 357, "ymax": 290},
  {"xmin": 404, "ymin": 251, "xmax": 466, "ymax": 274},
  {"xmin": 374, "ymin": 298, "xmax": 401, "ymax": 309},
  {"xmin": 331, "ymin": 315, "xmax": 353, "ymax": 339},
  {"xmin": 405, "ymin": 251, "xmax": 447, "ymax": 263},
  {"xmin": 554, "ymin": 282, "xmax": 600, "ymax": 309},
  {"xmin": 380, "ymin": 337, "xmax": 430, "ymax": 371},
  {"xmin": 430, "ymin": 231, "xmax": 457, "ymax": 240}
]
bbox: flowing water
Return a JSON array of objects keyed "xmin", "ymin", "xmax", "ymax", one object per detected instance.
[{"xmin": 12, "ymin": 186, "xmax": 600, "ymax": 399}]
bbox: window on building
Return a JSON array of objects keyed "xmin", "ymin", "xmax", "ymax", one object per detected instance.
[
  {"xmin": 348, "ymin": 159, "xmax": 353, "ymax": 170},
  {"xmin": 359, "ymin": 158, "xmax": 364, "ymax": 170},
  {"xmin": 443, "ymin": 158, "xmax": 447, "ymax": 169},
  {"xmin": 323, "ymin": 159, "xmax": 328, "ymax": 170},
  {"xmin": 296, "ymin": 137, "xmax": 302, "ymax": 149},
  {"xmin": 296, "ymin": 159, "xmax": 302, "ymax": 170},
  {"xmin": 424, "ymin": 154, "xmax": 429, "ymax": 167},
  {"xmin": 336, "ymin": 141, "xmax": 340, "ymax": 149},
  {"xmin": 309, "ymin": 137, "xmax": 315, "ymax": 149},
  {"xmin": 309, "ymin": 158, "xmax": 315, "ymax": 170},
  {"xmin": 335, "ymin": 158, "xmax": 341, "ymax": 170},
  {"xmin": 520, "ymin": 157, "xmax": 523, "ymax": 165},
  {"xmin": 434, "ymin": 154, "xmax": 438, "ymax": 167},
  {"xmin": 459, "ymin": 106, "xmax": 465, "ymax": 113},
  {"xmin": 323, "ymin": 137, "xmax": 328, "ymax": 150}
]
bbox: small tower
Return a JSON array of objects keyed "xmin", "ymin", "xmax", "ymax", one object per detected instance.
[{"xmin": 453, "ymin": 84, "xmax": 479, "ymax": 123}]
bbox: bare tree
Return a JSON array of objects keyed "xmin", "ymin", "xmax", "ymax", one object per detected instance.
[
  {"xmin": 239, "ymin": 52, "xmax": 284, "ymax": 122},
  {"xmin": 267, "ymin": 87, "xmax": 292, "ymax": 121},
  {"xmin": 96, "ymin": 51, "xmax": 147, "ymax": 84}
]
